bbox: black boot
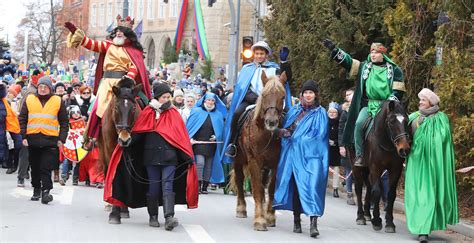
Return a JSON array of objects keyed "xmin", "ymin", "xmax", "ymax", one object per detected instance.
[
  {"xmin": 108, "ymin": 206, "xmax": 121, "ymax": 224},
  {"xmin": 310, "ymin": 216, "xmax": 319, "ymax": 238},
  {"xmin": 41, "ymin": 189, "xmax": 53, "ymax": 204},
  {"xmin": 293, "ymin": 214, "xmax": 302, "ymax": 233},
  {"xmin": 418, "ymin": 234, "xmax": 428, "ymax": 243},
  {"xmin": 31, "ymin": 188, "xmax": 41, "ymax": 201},
  {"xmin": 201, "ymin": 181, "xmax": 209, "ymax": 194},
  {"xmin": 120, "ymin": 207, "xmax": 130, "ymax": 218},
  {"xmin": 354, "ymin": 156, "xmax": 365, "ymax": 167},
  {"xmin": 163, "ymin": 193, "xmax": 179, "ymax": 231},
  {"xmin": 198, "ymin": 181, "xmax": 202, "ymax": 194},
  {"xmin": 333, "ymin": 188, "xmax": 339, "ymax": 198},
  {"xmin": 147, "ymin": 195, "xmax": 160, "ymax": 227}
]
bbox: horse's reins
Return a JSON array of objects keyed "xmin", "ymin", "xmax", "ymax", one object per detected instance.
[{"xmin": 121, "ymin": 147, "xmax": 190, "ymax": 184}]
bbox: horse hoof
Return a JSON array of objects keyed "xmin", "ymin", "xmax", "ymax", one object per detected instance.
[
  {"xmin": 372, "ymin": 224, "xmax": 382, "ymax": 231},
  {"xmin": 364, "ymin": 215, "xmax": 371, "ymax": 221},
  {"xmin": 385, "ymin": 225, "xmax": 396, "ymax": 233},
  {"xmin": 236, "ymin": 211, "xmax": 247, "ymax": 218},
  {"xmin": 254, "ymin": 222, "xmax": 268, "ymax": 231},
  {"xmin": 266, "ymin": 220, "xmax": 276, "ymax": 227},
  {"xmin": 356, "ymin": 219, "xmax": 366, "ymax": 225},
  {"xmin": 120, "ymin": 212, "xmax": 130, "ymax": 218}
]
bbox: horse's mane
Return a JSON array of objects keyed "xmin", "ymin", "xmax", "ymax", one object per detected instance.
[{"xmin": 253, "ymin": 76, "xmax": 286, "ymax": 121}]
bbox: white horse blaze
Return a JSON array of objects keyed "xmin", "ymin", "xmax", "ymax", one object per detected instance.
[{"xmin": 396, "ymin": 114, "xmax": 405, "ymax": 124}]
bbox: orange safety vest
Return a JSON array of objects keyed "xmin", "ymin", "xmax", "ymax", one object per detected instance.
[
  {"xmin": 25, "ymin": 95, "xmax": 61, "ymax": 136},
  {"xmin": 2, "ymin": 98, "xmax": 20, "ymax": 134}
]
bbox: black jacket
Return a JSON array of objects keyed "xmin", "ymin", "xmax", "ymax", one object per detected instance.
[
  {"xmin": 192, "ymin": 115, "xmax": 216, "ymax": 157},
  {"xmin": 19, "ymin": 93, "xmax": 69, "ymax": 148}
]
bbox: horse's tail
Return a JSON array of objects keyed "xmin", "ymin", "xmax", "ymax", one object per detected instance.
[{"xmin": 227, "ymin": 166, "xmax": 251, "ymax": 194}]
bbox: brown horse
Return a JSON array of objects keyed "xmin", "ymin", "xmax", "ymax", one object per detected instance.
[
  {"xmin": 233, "ymin": 71, "xmax": 287, "ymax": 231},
  {"xmin": 98, "ymin": 77, "xmax": 142, "ymax": 223},
  {"xmin": 352, "ymin": 100, "xmax": 410, "ymax": 233}
]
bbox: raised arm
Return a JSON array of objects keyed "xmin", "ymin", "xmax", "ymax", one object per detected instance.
[
  {"xmin": 323, "ymin": 39, "xmax": 361, "ymax": 79},
  {"xmin": 64, "ymin": 22, "xmax": 110, "ymax": 54}
]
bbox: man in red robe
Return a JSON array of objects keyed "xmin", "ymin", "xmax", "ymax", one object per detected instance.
[{"xmin": 64, "ymin": 15, "xmax": 151, "ymax": 149}]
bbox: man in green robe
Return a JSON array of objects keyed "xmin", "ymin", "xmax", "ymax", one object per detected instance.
[
  {"xmin": 405, "ymin": 88, "xmax": 458, "ymax": 243},
  {"xmin": 323, "ymin": 40, "xmax": 405, "ymax": 166}
]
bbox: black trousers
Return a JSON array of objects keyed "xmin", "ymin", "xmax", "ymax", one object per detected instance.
[
  {"xmin": 229, "ymin": 90, "xmax": 258, "ymax": 143},
  {"xmin": 292, "ymin": 176, "xmax": 303, "ymax": 216},
  {"xmin": 29, "ymin": 146, "xmax": 59, "ymax": 190}
]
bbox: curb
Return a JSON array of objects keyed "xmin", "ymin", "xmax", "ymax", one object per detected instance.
[{"xmin": 327, "ymin": 178, "xmax": 474, "ymax": 238}]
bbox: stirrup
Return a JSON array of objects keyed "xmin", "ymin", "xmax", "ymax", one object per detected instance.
[{"xmin": 225, "ymin": 144, "xmax": 237, "ymax": 158}]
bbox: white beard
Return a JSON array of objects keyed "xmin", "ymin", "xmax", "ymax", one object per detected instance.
[{"xmin": 113, "ymin": 36, "xmax": 125, "ymax": 46}]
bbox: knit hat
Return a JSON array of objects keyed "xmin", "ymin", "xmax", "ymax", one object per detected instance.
[
  {"xmin": 418, "ymin": 88, "xmax": 440, "ymax": 106},
  {"xmin": 327, "ymin": 102, "xmax": 339, "ymax": 112},
  {"xmin": 54, "ymin": 82, "xmax": 66, "ymax": 92},
  {"xmin": 173, "ymin": 89, "xmax": 184, "ymax": 97},
  {"xmin": 38, "ymin": 76, "xmax": 53, "ymax": 91},
  {"xmin": 8, "ymin": 84, "xmax": 21, "ymax": 97},
  {"xmin": 153, "ymin": 83, "xmax": 172, "ymax": 98},
  {"xmin": 300, "ymin": 80, "xmax": 319, "ymax": 95}
]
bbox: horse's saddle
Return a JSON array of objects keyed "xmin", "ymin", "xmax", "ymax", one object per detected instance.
[
  {"xmin": 362, "ymin": 116, "xmax": 374, "ymax": 142},
  {"xmin": 237, "ymin": 105, "xmax": 256, "ymax": 135}
]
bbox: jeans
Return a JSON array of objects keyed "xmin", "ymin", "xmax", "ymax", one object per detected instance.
[
  {"xmin": 146, "ymin": 165, "xmax": 176, "ymax": 197},
  {"xmin": 195, "ymin": 154, "xmax": 213, "ymax": 182},
  {"xmin": 60, "ymin": 159, "xmax": 79, "ymax": 180}
]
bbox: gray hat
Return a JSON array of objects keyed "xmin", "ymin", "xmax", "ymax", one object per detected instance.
[{"xmin": 38, "ymin": 76, "xmax": 53, "ymax": 91}]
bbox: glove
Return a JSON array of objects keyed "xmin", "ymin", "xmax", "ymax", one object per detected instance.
[
  {"xmin": 64, "ymin": 22, "xmax": 77, "ymax": 34},
  {"xmin": 279, "ymin": 46, "xmax": 289, "ymax": 62},
  {"xmin": 322, "ymin": 39, "xmax": 336, "ymax": 51}
]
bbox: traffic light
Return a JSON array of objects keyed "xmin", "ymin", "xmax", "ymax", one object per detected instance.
[
  {"xmin": 242, "ymin": 36, "xmax": 254, "ymax": 65},
  {"xmin": 208, "ymin": 0, "xmax": 216, "ymax": 7}
]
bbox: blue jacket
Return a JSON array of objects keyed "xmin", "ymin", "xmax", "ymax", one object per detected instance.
[
  {"xmin": 221, "ymin": 62, "xmax": 292, "ymax": 163},
  {"xmin": 273, "ymin": 104, "xmax": 329, "ymax": 216}
]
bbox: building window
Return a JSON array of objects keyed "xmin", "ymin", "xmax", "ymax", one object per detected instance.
[
  {"xmin": 170, "ymin": 0, "xmax": 178, "ymax": 18},
  {"xmin": 138, "ymin": 0, "xmax": 144, "ymax": 20},
  {"xmin": 159, "ymin": 2, "xmax": 166, "ymax": 19},
  {"xmin": 107, "ymin": 2, "xmax": 113, "ymax": 25},
  {"xmin": 147, "ymin": 0, "xmax": 154, "ymax": 20},
  {"xmin": 91, "ymin": 4, "xmax": 97, "ymax": 27},
  {"xmin": 100, "ymin": 3, "xmax": 105, "ymax": 27}
]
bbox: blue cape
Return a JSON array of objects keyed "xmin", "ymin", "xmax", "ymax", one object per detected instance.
[
  {"xmin": 220, "ymin": 62, "xmax": 292, "ymax": 163},
  {"xmin": 273, "ymin": 104, "xmax": 329, "ymax": 216},
  {"xmin": 186, "ymin": 93, "xmax": 226, "ymax": 183}
]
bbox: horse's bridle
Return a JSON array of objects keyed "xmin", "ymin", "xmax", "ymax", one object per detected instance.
[
  {"xmin": 263, "ymin": 106, "xmax": 283, "ymax": 118},
  {"xmin": 114, "ymin": 96, "xmax": 137, "ymax": 133},
  {"xmin": 386, "ymin": 116, "xmax": 409, "ymax": 146}
]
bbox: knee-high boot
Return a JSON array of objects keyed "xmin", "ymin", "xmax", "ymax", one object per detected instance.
[
  {"xmin": 147, "ymin": 195, "xmax": 160, "ymax": 227},
  {"xmin": 310, "ymin": 216, "xmax": 319, "ymax": 237},
  {"xmin": 293, "ymin": 213, "xmax": 302, "ymax": 233},
  {"xmin": 163, "ymin": 193, "xmax": 179, "ymax": 231}
]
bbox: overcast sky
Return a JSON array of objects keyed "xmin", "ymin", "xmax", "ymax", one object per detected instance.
[{"xmin": 0, "ymin": 0, "xmax": 27, "ymax": 43}]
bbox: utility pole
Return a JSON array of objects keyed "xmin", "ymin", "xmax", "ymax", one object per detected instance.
[{"xmin": 227, "ymin": 0, "xmax": 240, "ymax": 88}]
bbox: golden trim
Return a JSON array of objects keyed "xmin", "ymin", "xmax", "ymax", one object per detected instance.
[
  {"xmin": 392, "ymin": 81, "xmax": 406, "ymax": 92},
  {"xmin": 349, "ymin": 59, "xmax": 360, "ymax": 79}
]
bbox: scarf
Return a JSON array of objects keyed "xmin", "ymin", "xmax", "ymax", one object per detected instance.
[{"xmin": 411, "ymin": 105, "xmax": 440, "ymax": 133}]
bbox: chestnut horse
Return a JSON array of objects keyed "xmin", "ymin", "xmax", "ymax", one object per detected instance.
[
  {"xmin": 98, "ymin": 77, "xmax": 142, "ymax": 222},
  {"xmin": 233, "ymin": 71, "xmax": 287, "ymax": 231},
  {"xmin": 351, "ymin": 100, "xmax": 410, "ymax": 233}
]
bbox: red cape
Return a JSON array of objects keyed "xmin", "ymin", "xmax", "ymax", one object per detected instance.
[
  {"xmin": 104, "ymin": 106, "xmax": 198, "ymax": 209},
  {"xmin": 94, "ymin": 42, "xmax": 151, "ymax": 99}
]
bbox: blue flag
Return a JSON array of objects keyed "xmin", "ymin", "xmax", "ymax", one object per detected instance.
[
  {"xmin": 106, "ymin": 22, "xmax": 114, "ymax": 33},
  {"xmin": 134, "ymin": 20, "xmax": 143, "ymax": 39}
]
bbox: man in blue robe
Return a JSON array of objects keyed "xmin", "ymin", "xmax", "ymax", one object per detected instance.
[
  {"xmin": 222, "ymin": 41, "xmax": 292, "ymax": 161},
  {"xmin": 273, "ymin": 80, "xmax": 328, "ymax": 238},
  {"xmin": 186, "ymin": 93, "xmax": 226, "ymax": 192}
]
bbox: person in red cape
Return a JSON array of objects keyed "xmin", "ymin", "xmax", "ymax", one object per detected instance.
[
  {"xmin": 63, "ymin": 15, "xmax": 151, "ymax": 150},
  {"xmin": 104, "ymin": 83, "xmax": 198, "ymax": 229}
]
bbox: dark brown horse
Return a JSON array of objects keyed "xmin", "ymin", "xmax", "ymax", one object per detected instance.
[
  {"xmin": 351, "ymin": 100, "xmax": 410, "ymax": 233},
  {"xmin": 233, "ymin": 71, "xmax": 287, "ymax": 231},
  {"xmin": 98, "ymin": 77, "xmax": 142, "ymax": 222}
]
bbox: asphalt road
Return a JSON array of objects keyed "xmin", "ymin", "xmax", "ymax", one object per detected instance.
[{"xmin": 0, "ymin": 171, "xmax": 470, "ymax": 242}]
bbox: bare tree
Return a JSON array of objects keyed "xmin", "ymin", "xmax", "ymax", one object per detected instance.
[{"xmin": 14, "ymin": 0, "xmax": 64, "ymax": 65}]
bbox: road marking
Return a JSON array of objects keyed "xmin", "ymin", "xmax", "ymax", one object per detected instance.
[
  {"xmin": 58, "ymin": 186, "xmax": 74, "ymax": 205},
  {"xmin": 182, "ymin": 224, "xmax": 215, "ymax": 243},
  {"xmin": 9, "ymin": 187, "xmax": 32, "ymax": 198}
]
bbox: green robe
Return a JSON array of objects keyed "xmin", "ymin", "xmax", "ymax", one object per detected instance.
[
  {"xmin": 405, "ymin": 111, "xmax": 458, "ymax": 234},
  {"xmin": 331, "ymin": 48, "xmax": 405, "ymax": 146}
]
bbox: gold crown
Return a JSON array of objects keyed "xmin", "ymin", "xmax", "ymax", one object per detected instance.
[{"xmin": 116, "ymin": 15, "xmax": 134, "ymax": 29}]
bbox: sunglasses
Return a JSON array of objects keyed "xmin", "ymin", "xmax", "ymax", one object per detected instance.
[{"xmin": 82, "ymin": 92, "xmax": 91, "ymax": 94}]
